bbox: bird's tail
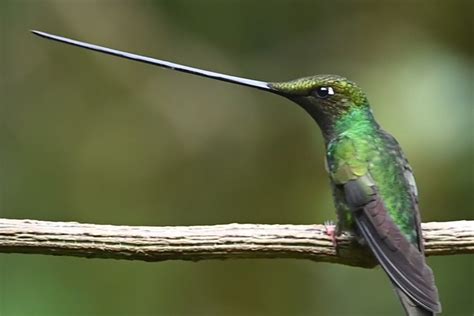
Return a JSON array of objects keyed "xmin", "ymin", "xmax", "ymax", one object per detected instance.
[{"xmin": 394, "ymin": 286, "xmax": 436, "ymax": 316}]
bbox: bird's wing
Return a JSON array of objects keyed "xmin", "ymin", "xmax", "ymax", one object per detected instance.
[
  {"xmin": 327, "ymin": 135, "xmax": 441, "ymax": 313},
  {"xmin": 379, "ymin": 130, "xmax": 424, "ymax": 252}
]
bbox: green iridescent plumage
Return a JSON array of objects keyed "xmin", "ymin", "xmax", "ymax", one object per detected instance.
[
  {"xmin": 326, "ymin": 108, "xmax": 419, "ymax": 244},
  {"xmin": 32, "ymin": 31, "xmax": 441, "ymax": 316}
]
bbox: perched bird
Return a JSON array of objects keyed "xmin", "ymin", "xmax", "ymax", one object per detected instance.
[
  {"xmin": 32, "ymin": 30, "xmax": 441, "ymax": 315},
  {"xmin": 273, "ymin": 77, "xmax": 442, "ymax": 316}
]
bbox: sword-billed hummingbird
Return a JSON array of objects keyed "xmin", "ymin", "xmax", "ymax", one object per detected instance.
[{"xmin": 32, "ymin": 30, "xmax": 441, "ymax": 316}]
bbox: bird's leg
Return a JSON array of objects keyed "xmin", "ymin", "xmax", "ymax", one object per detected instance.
[{"xmin": 324, "ymin": 220, "xmax": 338, "ymax": 248}]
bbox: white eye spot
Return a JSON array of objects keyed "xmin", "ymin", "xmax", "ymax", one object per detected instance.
[{"xmin": 314, "ymin": 86, "xmax": 335, "ymax": 98}]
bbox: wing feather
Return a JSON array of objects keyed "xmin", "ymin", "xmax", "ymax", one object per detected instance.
[{"xmin": 352, "ymin": 195, "xmax": 440, "ymax": 312}]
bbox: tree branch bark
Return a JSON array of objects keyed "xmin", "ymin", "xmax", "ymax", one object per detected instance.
[{"xmin": 0, "ymin": 218, "xmax": 472, "ymax": 268}]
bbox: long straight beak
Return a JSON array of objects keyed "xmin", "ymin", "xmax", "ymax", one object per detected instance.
[{"xmin": 31, "ymin": 30, "xmax": 278, "ymax": 94}]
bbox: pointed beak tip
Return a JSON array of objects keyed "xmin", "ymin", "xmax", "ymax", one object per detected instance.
[{"xmin": 31, "ymin": 30, "xmax": 46, "ymax": 38}]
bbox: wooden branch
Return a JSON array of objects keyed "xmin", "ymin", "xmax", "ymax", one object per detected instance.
[{"xmin": 0, "ymin": 219, "xmax": 472, "ymax": 268}]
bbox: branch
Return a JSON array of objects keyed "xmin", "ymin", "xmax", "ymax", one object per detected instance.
[{"xmin": 0, "ymin": 218, "xmax": 472, "ymax": 268}]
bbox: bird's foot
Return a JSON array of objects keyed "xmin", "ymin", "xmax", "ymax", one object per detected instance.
[{"xmin": 324, "ymin": 220, "xmax": 338, "ymax": 250}]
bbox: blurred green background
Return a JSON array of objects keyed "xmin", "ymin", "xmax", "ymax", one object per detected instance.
[{"xmin": 1, "ymin": 1, "xmax": 472, "ymax": 315}]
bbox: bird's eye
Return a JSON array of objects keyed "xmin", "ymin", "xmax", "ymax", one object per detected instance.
[{"xmin": 314, "ymin": 86, "xmax": 335, "ymax": 98}]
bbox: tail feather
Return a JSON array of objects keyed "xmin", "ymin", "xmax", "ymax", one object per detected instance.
[{"xmin": 395, "ymin": 287, "xmax": 436, "ymax": 316}]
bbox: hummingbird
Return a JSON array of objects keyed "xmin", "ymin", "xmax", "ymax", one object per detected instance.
[{"xmin": 32, "ymin": 30, "xmax": 441, "ymax": 315}]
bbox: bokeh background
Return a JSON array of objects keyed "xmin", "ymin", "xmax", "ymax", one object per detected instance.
[{"xmin": 1, "ymin": 1, "xmax": 473, "ymax": 315}]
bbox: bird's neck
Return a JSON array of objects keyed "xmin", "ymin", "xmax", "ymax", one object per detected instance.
[{"xmin": 323, "ymin": 107, "xmax": 379, "ymax": 145}]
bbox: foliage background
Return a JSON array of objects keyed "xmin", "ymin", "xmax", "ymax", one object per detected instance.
[{"xmin": 1, "ymin": 1, "xmax": 472, "ymax": 315}]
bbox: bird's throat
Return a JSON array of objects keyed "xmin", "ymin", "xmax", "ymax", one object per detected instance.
[{"xmin": 325, "ymin": 107, "xmax": 378, "ymax": 145}]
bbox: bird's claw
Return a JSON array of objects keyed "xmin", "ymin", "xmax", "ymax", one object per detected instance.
[{"xmin": 324, "ymin": 220, "xmax": 338, "ymax": 249}]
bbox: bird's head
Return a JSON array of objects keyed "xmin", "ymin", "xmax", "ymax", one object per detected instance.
[{"xmin": 269, "ymin": 75, "xmax": 371, "ymax": 136}]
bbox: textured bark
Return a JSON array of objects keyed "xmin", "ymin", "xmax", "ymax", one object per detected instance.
[{"xmin": 0, "ymin": 219, "xmax": 472, "ymax": 268}]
